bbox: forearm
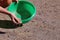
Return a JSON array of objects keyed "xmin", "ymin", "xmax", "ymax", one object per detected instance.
[{"xmin": 0, "ymin": 6, "xmax": 11, "ymax": 15}]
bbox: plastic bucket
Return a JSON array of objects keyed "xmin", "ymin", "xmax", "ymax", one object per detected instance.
[{"xmin": 7, "ymin": 1, "xmax": 36, "ymax": 24}]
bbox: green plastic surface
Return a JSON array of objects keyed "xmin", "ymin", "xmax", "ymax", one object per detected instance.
[{"xmin": 7, "ymin": 1, "xmax": 36, "ymax": 24}]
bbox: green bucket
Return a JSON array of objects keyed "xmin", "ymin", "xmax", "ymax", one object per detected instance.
[{"xmin": 7, "ymin": 1, "xmax": 36, "ymax": 24}]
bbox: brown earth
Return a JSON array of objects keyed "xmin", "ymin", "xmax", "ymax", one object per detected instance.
[{"xmin": 0, "ymin": 0, "xmax": 60, "ymax": 40}]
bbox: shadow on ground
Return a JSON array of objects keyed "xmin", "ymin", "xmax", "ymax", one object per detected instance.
[
  {"xmin": 0, "ymin": 31, "xmax": 6, "ymax": 34},
  {"xmin": 0, "ymin": 20, "xmax": 22, "ymax": 29}
]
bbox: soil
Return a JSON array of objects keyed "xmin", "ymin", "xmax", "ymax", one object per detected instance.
[{"xmin": 0, "ymin": 0, "xmax": 60, "ymax": 40}]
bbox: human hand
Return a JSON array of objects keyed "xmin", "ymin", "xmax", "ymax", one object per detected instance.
[{"xmin": 10, "ymin": 13, "xmax": 22, "ymax": 25}]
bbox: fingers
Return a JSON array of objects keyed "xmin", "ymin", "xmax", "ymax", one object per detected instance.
[
  {"xmin": 11, "ymin": 16, "xmax": 19, "ymax": 24},
  {"xmin": 11, "ymin": 15, "xmax": 17, "ymax": 24},
  {"xmin": 11, "ymin": 15, "xmax": 22, "ymax": 24},
  {"xmin": 13, "ymin": 18, "xmax": 23, "ymax": 26},
  {"xmin": 10, "ymin": 14, "xmax": 23, "ymax": 26},
  {"xmin": 14, "ymin": 17, "xmax": 20, "ymax": 24}
]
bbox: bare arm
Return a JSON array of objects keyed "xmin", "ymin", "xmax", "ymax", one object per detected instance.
[
  {"xmin": 0, "ymin": 6, "xmax": 21, "ymax": 25},
  {"xmin": 0, "ymin": 6, "xmax": 12, "ymax": 15}
]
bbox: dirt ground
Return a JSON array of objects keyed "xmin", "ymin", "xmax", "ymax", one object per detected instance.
[{"xmin": 0, "ymin": 0, "xmax": 60, "ymax": 40}]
